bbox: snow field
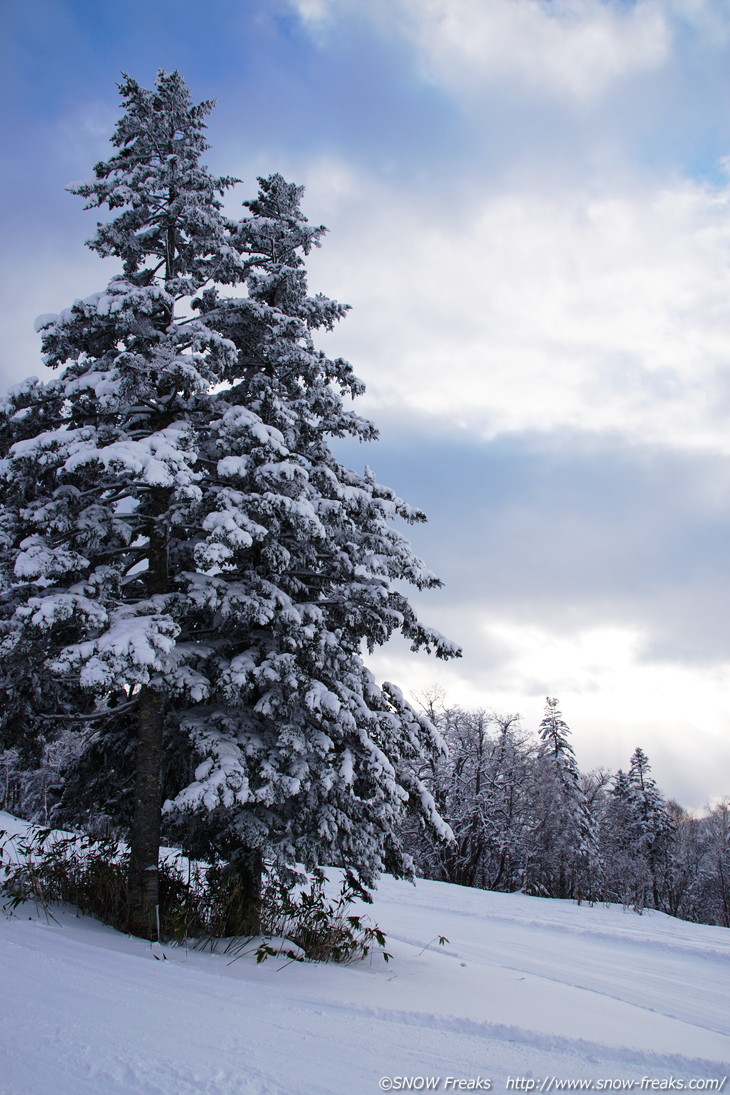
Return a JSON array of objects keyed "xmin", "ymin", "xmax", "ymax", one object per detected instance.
[{"xmin": 1, "ymin": 812, "xmax": 728, "ymax": 1095}]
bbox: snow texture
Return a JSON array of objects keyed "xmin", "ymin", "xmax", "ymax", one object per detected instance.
[{"xmin": 0, "ymin": 813, "xmax": 727, "ymax": 1095}]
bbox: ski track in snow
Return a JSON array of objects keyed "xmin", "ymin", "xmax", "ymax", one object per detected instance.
[{"xmin": 1, "ymin": 814, "xmax": 728, "ymax": 1094}]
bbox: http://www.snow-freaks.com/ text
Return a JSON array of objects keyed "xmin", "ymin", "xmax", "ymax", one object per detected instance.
[{"xmin": 377, "ymin": 1077, "xmax": 727, "ymax": 1092}]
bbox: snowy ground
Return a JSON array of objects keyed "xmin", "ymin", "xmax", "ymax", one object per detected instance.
[{"xmin": 1, "ymin": 811, "xmax": 728, "ymax": 1095}]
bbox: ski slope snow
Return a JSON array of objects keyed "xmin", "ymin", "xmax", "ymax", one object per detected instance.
[{"xmin": 0, "ymin": 811, "xmax": 728, "ymax": 1095}]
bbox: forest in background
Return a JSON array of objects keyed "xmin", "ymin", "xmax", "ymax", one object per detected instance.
[
  {"xmin": 4, "ymin": 693, "xmax": 728, "ymax": 930},
  {"xmin": 403, "ymin": 695, "xmax": 730, "ymax": 929}
]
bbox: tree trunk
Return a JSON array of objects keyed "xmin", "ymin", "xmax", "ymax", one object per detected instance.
[
  {"xmin": 128, "ymin": 685, "xmax": 165, "ymax": 938},
  {"xmin": 222, "ymin": 850, "xmax": 264, "ymax": 937},
  {"xmin": 127, "ymin": 492, "xmax": 169, "ymax": 939}
]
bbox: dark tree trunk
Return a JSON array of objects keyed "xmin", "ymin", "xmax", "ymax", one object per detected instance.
[
  {"xmin": 127, "ymin": 493, "xmax": 169, "ymax": 939},
  {"xmin": 222, "ymin": 850, "xmax": 264, "ymax": 937},
  {"xmin": 128, "ymin": 685, "xmax": 165, "ymax": 938}
]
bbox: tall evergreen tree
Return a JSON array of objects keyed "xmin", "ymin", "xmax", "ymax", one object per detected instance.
[
  {"xmin": 625, "ymin": 746, "xmax": 674, "ymax": 910},
  {"xmin": 598, "ymin": 768, "xmax": 641, "ymax": 906},
  {"xmin": 0, "ymin": 71, "xmax": 459, "ymax": 937},
  {"xmin": 525, "ymin": 697, "xmax": 594, "ymax": 897},
  {"xmin": 599, "ymin": 750, "xmax": 674, "ymax": 911}
]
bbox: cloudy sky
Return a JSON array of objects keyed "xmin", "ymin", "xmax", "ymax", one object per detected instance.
[{"xmin": 3, "ymin": 0, "xmax": 730, "ymax": 809}]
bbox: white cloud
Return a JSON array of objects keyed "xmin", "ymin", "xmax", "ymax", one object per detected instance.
[
  {"xmin": 302, "ymin": 159, "xmax": 730, "ymax": 453},
  {"xmin": 293, "ymin": 0, "xmax": 677, "ymax": 103},
  {"xmin": 394, "ymin": 0, "xmax": 671, "ymax": 103},
  {"xmin": 20, "ymin": 151, "xmax": 730, "ymax": 459}
]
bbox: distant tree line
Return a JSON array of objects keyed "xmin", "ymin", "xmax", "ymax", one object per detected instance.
[
  {"xmin": 402, "ymin": 696, "xmax": 730, "ymax": 929},
  {"xmin": 4, "ymin": 694, "xmax": 728, "ymax": 930}
]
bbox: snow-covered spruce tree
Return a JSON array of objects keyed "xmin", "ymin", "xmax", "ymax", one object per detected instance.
[
  {"xmin": 598, "ymin": 767, "xmax": 643, "ymax": 907},
  {"xmin": 524, "ymin": 697, "xmax": 595, "ymax": 898},
  {"xmin": 598, "ymin": 751, "xmax": 674, "ymax": 912},
  {"xmin": 0, "ymin": 71, "xmax": 459, "ymax": 939},
  {"xmin": 625, "ymin": 747, "xmax": 675, "ymax": 911},
  {"xmin": 482, "ymin": 712, "xmax": 536, "ymax": 891}
]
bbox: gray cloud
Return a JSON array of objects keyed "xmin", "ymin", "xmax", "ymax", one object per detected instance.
[
  {"xmin": 338, "ymin": 425, "xmax": 730, "ymax": 808},
  {"xmin": 340, "ymin": 426, "xmax": 730, "ymax": 644}
]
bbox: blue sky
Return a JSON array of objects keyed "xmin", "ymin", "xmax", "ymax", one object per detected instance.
[{"xmin": 3, "ymin": 0, "xmax": 730, "ymax": 808}]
